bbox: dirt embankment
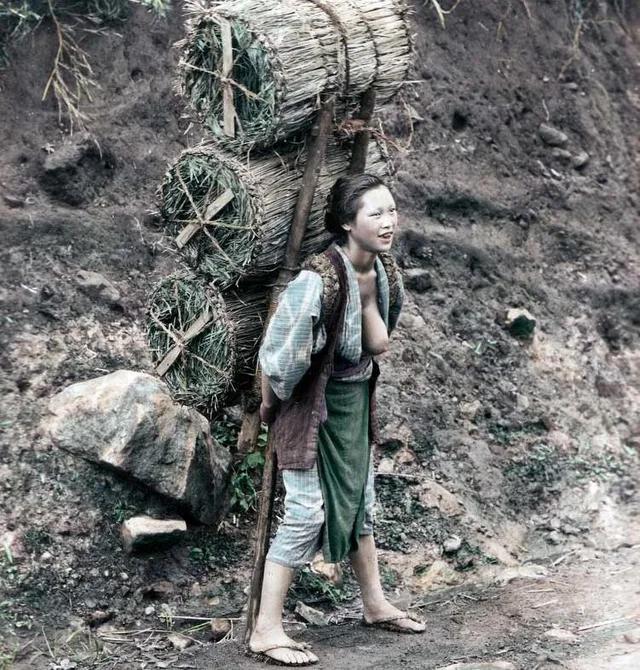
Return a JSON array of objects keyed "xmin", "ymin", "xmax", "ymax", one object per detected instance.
[{"xmin": 0, "ymin": 1, "xmax": 639, "ymax": 668}]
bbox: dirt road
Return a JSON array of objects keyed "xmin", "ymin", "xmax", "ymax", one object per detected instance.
[{"xmin": 188, "ymin": 543, "xmax": 640, "ymax": 670}]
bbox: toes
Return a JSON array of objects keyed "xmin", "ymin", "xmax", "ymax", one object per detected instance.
[{"xmin": 306, "ymin": 650, "xmax": 319, "ymax": 663}]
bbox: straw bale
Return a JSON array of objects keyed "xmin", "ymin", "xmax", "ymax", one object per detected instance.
[
  {"xmin": 146, "ymin": 272, "xmax": 266, "ymax": 416},
  {"xmin": 179, "ymin": 0, "xmax": 410, "ymax": 151},
  {"xmin": 159, "ymin": 138, "xmax": 393, "ymax": 288}
]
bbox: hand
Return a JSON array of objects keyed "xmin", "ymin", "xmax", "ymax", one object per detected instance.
[{"xmin": 260, "ymin": 401, "xmax": 278, "ymax": 425}]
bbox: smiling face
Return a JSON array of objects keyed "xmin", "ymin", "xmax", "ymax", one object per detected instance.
[{"xmin": 341, "ymin": 185, "xmax": 398, "ymax": 253}]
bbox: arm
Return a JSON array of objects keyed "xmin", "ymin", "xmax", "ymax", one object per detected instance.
[
  {"xmin": 259, "ymin": 371, "xmax": 280, "ymax": 424},
  {"xmin": 258, "ymin": 271, "xmax": 323, "ymax": 420}
]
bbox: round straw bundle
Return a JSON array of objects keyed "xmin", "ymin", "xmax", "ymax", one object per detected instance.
[
  {"xmin": 159, "ymin": 139, "xmax": 393, "ymax": 288},
  {"xmin": 179, "ymin": 0, "xmax": 410, "ymax": 151},
  {"xmin": 147, "ymin": 272, "xmax": 266, "ymax": 416}
]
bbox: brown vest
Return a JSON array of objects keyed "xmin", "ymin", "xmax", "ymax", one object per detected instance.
[{"xmin": 271, "ymin": 245, "xmax": 381, "ymax": 470}]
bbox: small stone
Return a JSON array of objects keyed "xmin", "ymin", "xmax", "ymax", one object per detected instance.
[
  {"xmin": 419, "ymin": 481, "xmax": 464, "ymax": 517},
  {"xmin": 121, "ymin": 516, "xmax": 187, "ymax": 554},
  {"xmin": 436, "ymin": 662, "xmax": 516, "ymax": 670},
  {"xmin": 168, "ymin": 633, "xmax": 193, "ymax": 651},
  {"xmin": 459, "ymin": 400, "xmax": 481, "ymax": 420},
  {"xmin": 551, "ymin": 148, "xmax": 572, "ymax": 162},
  {"xmin": 377, "ymin": 457, "xmax": 395, "ymax": 475},
  {"xmin": 539, "ymin": 123, "xmax": 569, "ymax": 147},
  {"xmin": 394, "ymin": 447, "xmax": 417, "ymax": 465},
  {"xmin": 142, "ymin": 581, "xmax": 176, "ymax": 599},
  {"xmin": 2, "ymin": 193, "xmax": 26, "ymax": 208},
  {"xmin": 560, "ymin": 523, "xmax": 580, "ymax": 536},
  {"xmin": 443, "ymin": 535, "xmax": 463, "ymax": 554},
  {"xmin": 572, "ymin": 150, "xmax": 590, "ymax": 169},
  {"xmin": 210, "ymin": 617, "xmax": 232, "ymax": 642},
  {"xmin": 548, "ymin": 530, "xmax": 562, "ymax": 545},
  {"xmin": 295, "ymin": 601, "xmax": 330, "ymax": 627},
  {"xmin": 403, "ymin": 269, "xmax": 433, "ymax": 293},
  {"xmin": 85, "ymin": 610, "xmax": 114, "ymax": 627},
  {"xmin": 565, "ymin": 82, "xmax": 579, "ymax": 91},
  {"xmin": 544, "ymin": 628, "xmax": 578, "ymax": 643},
  {"xmin": 311, "ymin": 553, "xmax": 343, "ymax": 586},
  {"xmin": 504, "ymin": 308, "xmax": 536, "ymax": 340},
  {"xmin": 144, "ymin": 605, "xmax": 155, "ymax": 616},
  {"xmin": 414, "ymin": 560, "xmax": 461, "ymax": 590},
  {"xmin": 622, "ymin": 628, "xmax": 640, "ymax": 644},
  {"xmin": 75, "ymin": 270, "xmax": 121, "ymax": 306},
  {"xmin": 40, "ymin": 551, "xmax": 53, "ymax": 562},
  {"xmin": 190, "ymin": 582, "xmax": 203, "ymax": 597},
  {"xmin": 120, "ymin": 572, "xmax": 129, "ymax": 581}
]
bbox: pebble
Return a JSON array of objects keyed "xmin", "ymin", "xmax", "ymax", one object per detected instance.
[
  {"xmin": 144, "ymin": 605, "xmax": 155, "ymax": 616},
  {"xmin": 295, "ymin": 601, "xmax": 330, "ymax": 627},
  {"xmin": 504, "ymin": 308, "xmax": 536, "ymax": 340},
  {"xmin": 2, "ymin": 193, "xmax": 25, "ymax": 208},
  {"xmin": 436, "ymin": 662, "xmax": 516, "ymax": 670},
  {"xmin": 551, "ymin": 148, "xmax": 572, "ymax": 162},
  {"xmin": 623, "ymin": 628, "xmax": 640, "ymax": 644},
  {"xmin": 572, "ymin": 150, "xmax": 590, "ymax": 169},
  {"xmin": 544, "ymin": 627, "xmax": 578, "ymax": 643},
  {"xmin": 168, "ymin": 633, "xmax": 193, "ymax": 651},
  {"xmin": 443, "ymin": 535, "xmax": 463, "ymax": 554},
  {"xmin": 377, "ymin": 458, "xmax": 395, "ymax": 475},
  {"xmin": 539, "ymin": 123, "xmax": 569, "ymax": 147},
  {"xmin": 210, "ymin": 617, "xmax": 232, "ymax": 641}
]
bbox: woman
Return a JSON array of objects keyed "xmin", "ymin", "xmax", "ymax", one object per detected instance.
[{"xmin": 249, "ymin": 174, "xmax": 425, "ymax": 666}]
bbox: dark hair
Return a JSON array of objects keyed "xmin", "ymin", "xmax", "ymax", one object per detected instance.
[{"xmin": 325, "ymin": 174, "xmax": 388, "ymax": 242}]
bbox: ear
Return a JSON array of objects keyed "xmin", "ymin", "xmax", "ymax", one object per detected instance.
[{"xmin": 341, "ymin": 223, "xmax": 351, "ymax": 233}]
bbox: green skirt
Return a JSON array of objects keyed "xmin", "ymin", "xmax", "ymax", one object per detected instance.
[{"xmin": 317, "ymin": 377, "xmax": 371, "ymax": 563}]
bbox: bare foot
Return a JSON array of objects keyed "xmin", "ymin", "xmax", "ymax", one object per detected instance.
[
  {"xmin": 249, "ymin": 626, "xmax": 319, "ymax": 665},
  {"xmin": 363, "ymin": 601, "xmax": 426, "ymax": 633}
]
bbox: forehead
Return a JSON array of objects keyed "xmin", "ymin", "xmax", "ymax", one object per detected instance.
[{"xmin": 358, "ymin": 186, "xmax": 395, "ymax": 209}]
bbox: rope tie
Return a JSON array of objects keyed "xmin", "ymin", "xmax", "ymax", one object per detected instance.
[{"xmin": 305, "ymin": 0, "xmax": 351, "ymax": 98}]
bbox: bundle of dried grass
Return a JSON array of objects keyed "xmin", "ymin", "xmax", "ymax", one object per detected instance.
[
  {"xmin": 159, "ymin": 139, "xmax": 392, "ymax": 288},
  {"xmin": 146, "ymin": 272, "xmax": 267, "ymax": 416},
  {"xmin": 178, "ymin": 0, "xmax": 410, "ymax": 150}
]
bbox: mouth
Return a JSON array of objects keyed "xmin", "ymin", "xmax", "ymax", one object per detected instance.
[{"xmin": 378, "ymin": 232, "xmax": 393, "ymax": 242}]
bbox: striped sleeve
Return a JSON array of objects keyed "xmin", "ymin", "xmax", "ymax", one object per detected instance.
[{"xmin": 258, "ymin": 270, "xmax": 324, "ymax": 401}]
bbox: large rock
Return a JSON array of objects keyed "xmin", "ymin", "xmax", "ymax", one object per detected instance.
[{"xmin": 44, "ymin": 370, "xmax": 231, "ymax": 524}]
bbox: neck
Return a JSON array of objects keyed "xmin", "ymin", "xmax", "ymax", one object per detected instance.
[{"xmin": 339, "ymin": 239, "xmax": 376, "ymax": 273}]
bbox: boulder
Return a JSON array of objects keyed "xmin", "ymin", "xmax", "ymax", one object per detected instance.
[
  {"xmin": 121, "ymin": 516, "xmax": 187, "ymax": 553},
  {"xmin": 43, "ymin": 370, "xmax": 231, "ymax": 524}
]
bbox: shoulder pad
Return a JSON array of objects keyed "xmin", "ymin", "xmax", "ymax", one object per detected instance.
[
  {"xmin": 378, "ymin": 251, "xmax": 402, "ymax": 309},
  {"xmin": 301, "ymin": 251, "xmax": 340, "ymax": 323}
]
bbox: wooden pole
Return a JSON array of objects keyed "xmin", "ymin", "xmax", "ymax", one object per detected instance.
[
  {"xmin": 243, "ymin": 98, "xmax": 335, "ymax": 643},
  {"xmin": 348, "ymin": 88, "xmax": 376, "ymax": 174},
  {"xmin": 220, "ymin": 18, "xmax": 235, "ymax": 138}
]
